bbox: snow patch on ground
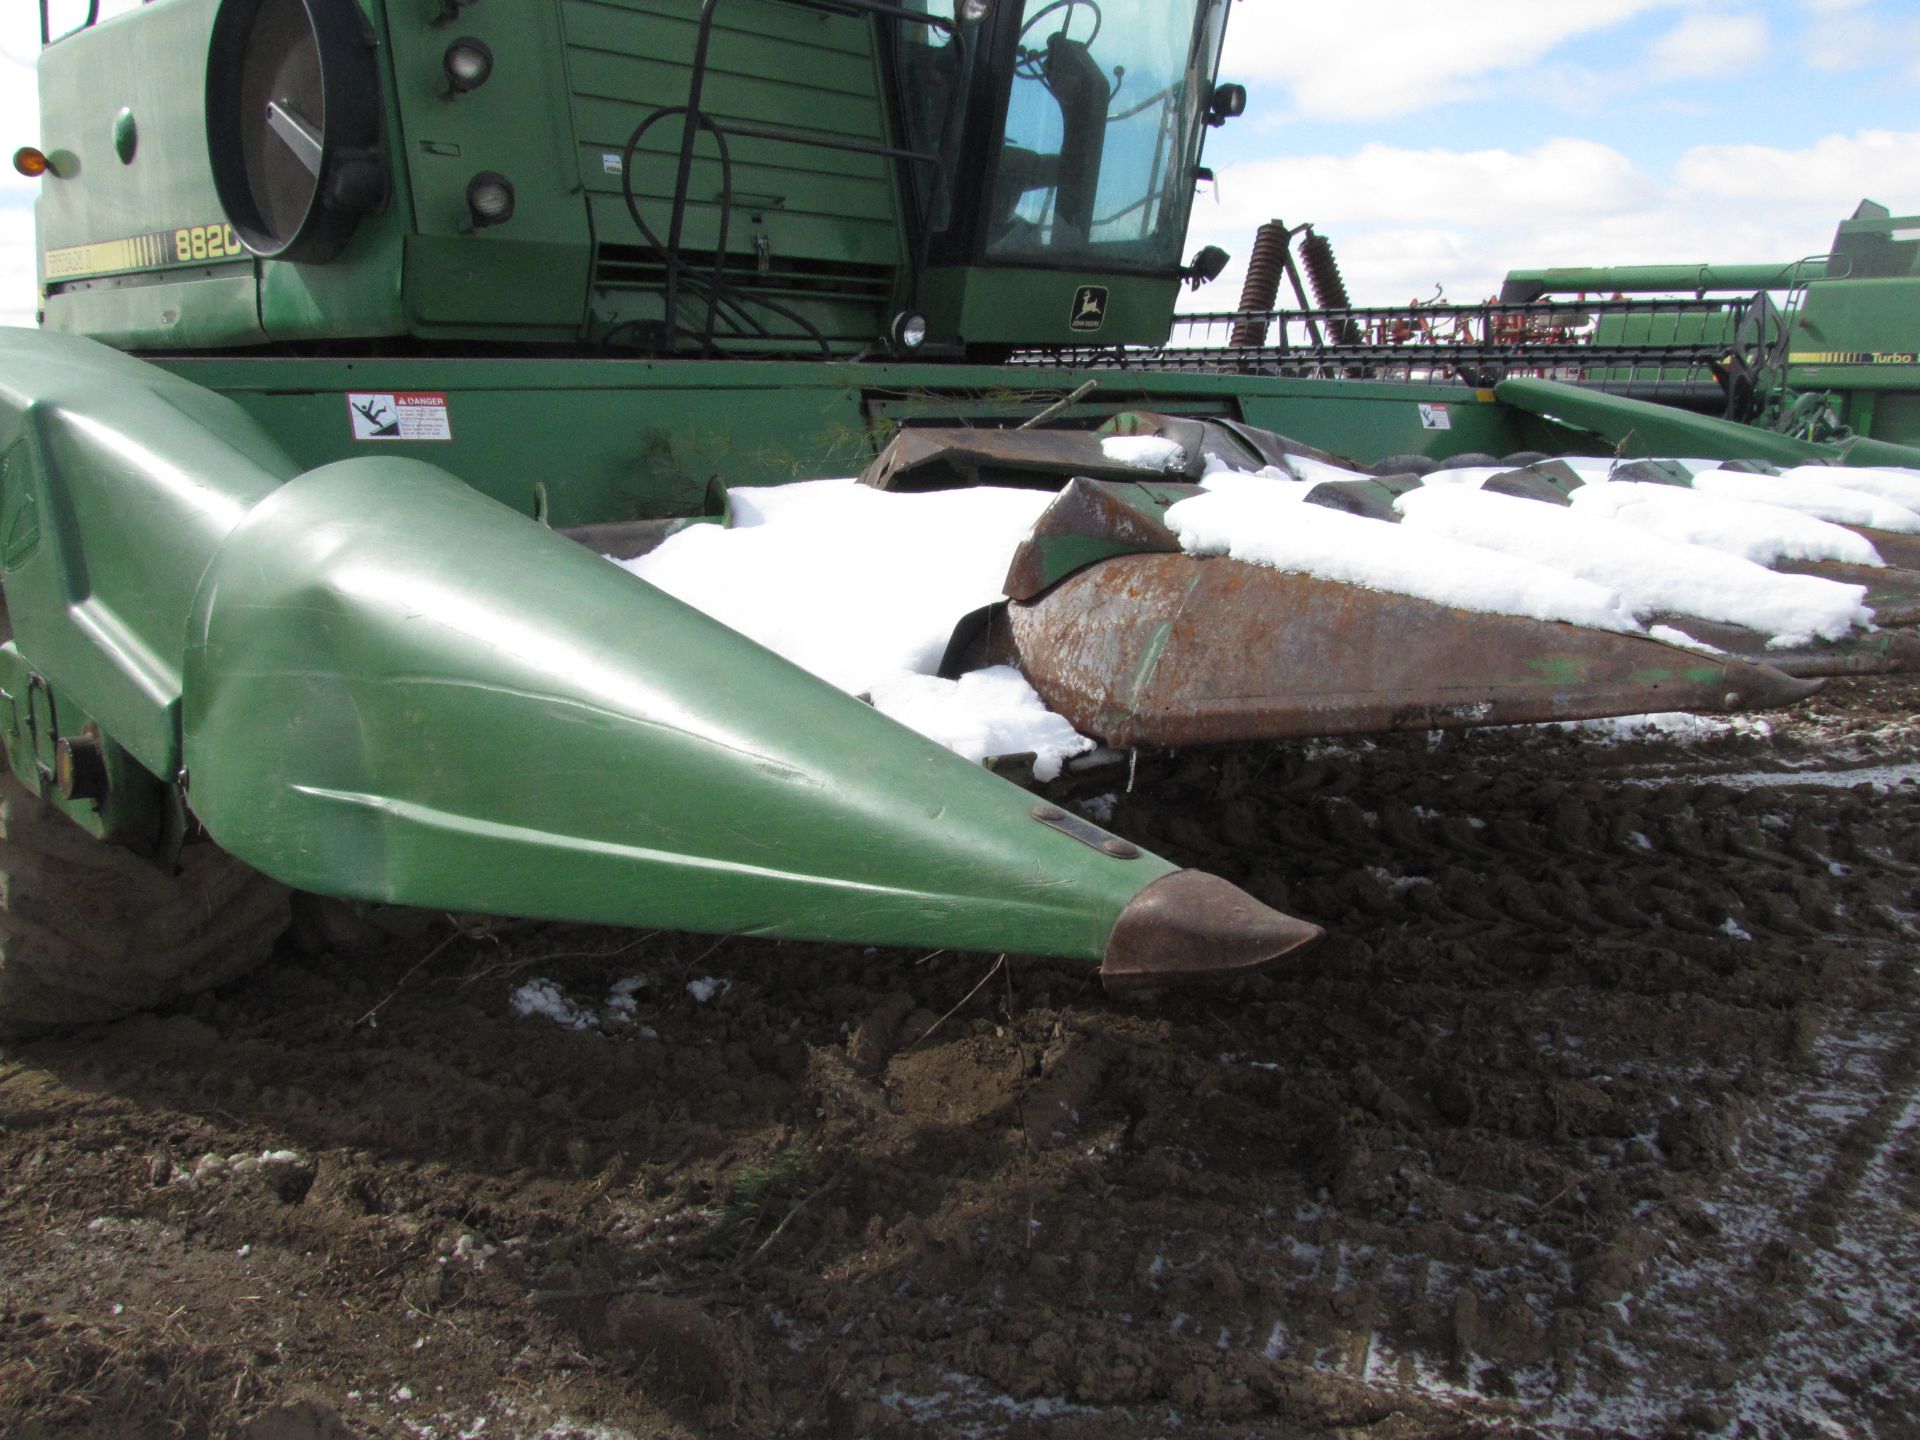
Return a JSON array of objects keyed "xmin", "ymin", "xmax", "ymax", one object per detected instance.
[
  {"xmin": 509, "ymin": 980, "xmax": 600, "ymax": 1031},
  {"xmin": 512, "ymin": 976, "xmax": 663, "ymax": 1031},
  {"xmin": 1556, "ymin": 710, "xmax": 1771, "ymax": 742},
  {"xmin": 1629, "ymin": 760, "xmax": 1920, "ymax": 792}
]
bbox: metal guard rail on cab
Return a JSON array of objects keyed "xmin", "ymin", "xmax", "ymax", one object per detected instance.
[
  {"xmin": 39, "ymin": 0, "xmax": 100, "ymax": 47},
  {"xmin": 638, "ymin": 0, "xmax": 965, "ymax": 355}
]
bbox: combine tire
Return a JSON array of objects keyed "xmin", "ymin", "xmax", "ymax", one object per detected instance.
[{"xmin": 0, "ymin": 773, "xmax": 290, "ymax": 1037}]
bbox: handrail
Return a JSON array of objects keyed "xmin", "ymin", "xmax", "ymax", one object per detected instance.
[
  {"xmin": 636, "ymin": 0, "xmax": 964, "ymax": 355},
  {"xmin": 39, "ymin": 0, "xmax": 101, "ymax": 47}
]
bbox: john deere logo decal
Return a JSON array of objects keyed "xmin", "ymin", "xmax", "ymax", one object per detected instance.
[{"xmin": 1069, "ymin": 285, "xmax": 1108, "ymax": 332}]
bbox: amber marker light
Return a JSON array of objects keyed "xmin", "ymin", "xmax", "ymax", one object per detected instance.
[{"xmin": 13, "ymin": 147, "xmax": 50, "ymax": 178}]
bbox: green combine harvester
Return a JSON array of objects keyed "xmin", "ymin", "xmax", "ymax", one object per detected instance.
[{"xmin": 5, "ymin": 0, "xmax": 1920, "ymax": 1031}]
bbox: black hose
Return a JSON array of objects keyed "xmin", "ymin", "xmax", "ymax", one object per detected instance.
[{"xmin": 619, "ymin": 107, "xmax": 833, "ymax": 358}]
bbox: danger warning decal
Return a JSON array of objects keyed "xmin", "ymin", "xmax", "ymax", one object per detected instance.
[
  {"xmin": 348, "ymin": 392, "xmax": 453, "ymax": 442},
  {"xmin": 1418, "ymin": 403, "xmax": 1452, "ymax": 431}
]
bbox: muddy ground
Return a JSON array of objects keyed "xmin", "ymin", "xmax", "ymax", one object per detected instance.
[{"xmin": 2, "ymin": 679, "xmax": 1917, "ymax": 1440}]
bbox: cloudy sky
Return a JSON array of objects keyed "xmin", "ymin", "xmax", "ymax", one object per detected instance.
[{"xmin": 3, "ymin": 0, "xmax": 1918, "ymax": 328}]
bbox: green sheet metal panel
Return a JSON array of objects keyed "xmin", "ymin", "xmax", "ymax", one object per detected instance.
[
  {"xmin": 153, "ymin": 353, "xmax": 1593, "ymax": 518},
  {"xmin": 561, "ymin": 0, "xmax": 905, "ymax": 267},
  {"xmin": 157, "ymin": 357, "xmax": 878, "ymax": 521},
  {"xmin": 49, "ymin": 275, "xmax": 266, "ymax": 352},
  {"xmin": 1237, "ymin": 385, "xmax": 1554, "ymax": 465},
  {"xmin": 1497, "ymin": 375, "xmax": 1920, "ymax": 468},
  {"xmin": 1788, "ymin": 279, "xmax": 1920, "ymax": 420},
  {"xmin": 403, "ymin": 237, "xmax": 592, "ymax": 335},
  {"xmin": 0, "ymin": 330, "xmax": 303, "ymax": 777},
  {"xmin": 922, "ymin": 266, "xmax": 1183, "ymax": 350},
  {"xmin": 32, "ymin": 0, "xmax": 268, "ymax": 349},
  {"xmin": 1502, "ymin": 263, "xmax": 1812, "ymax": 301},
  {"xmin": 383, "ymin": 0, "xmax": 593, "ymax": 334},
  {"xmin": 1865, "ymin": 392, "xmax": 1920, "ymax": 447},
  {"xmin": 583, "ymin": 189, "xmax": 901, "ymax": 270}
]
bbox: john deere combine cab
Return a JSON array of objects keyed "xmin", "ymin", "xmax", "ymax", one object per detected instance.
[{"xmin": 5, "ymin": 0, "xmax": 1920, "ymax": 1031}]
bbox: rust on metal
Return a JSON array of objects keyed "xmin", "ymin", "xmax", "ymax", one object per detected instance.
[
  {"xmin": 1001, "ymin": 477, "xmax": 1191, "ymax": 600},
  {"xmin": 53, "ymin": 728, "xmax": 109, "ymax": 804},
  {"xmin": 1003, "ymin": 553, "xmax": 1821, "ymax": 747},
  {"xmin": 860, "ymin": 427, "xmax": 1193, "ymax": 492},
  {"xmin": 1850, "ymin": 528, "xmax": 1920, "ymax": 571},
  {"xmin": 859, "ymin": 411, "xmax": 1374, "ymax": 495},
  {"xmin": 1110, "ymin": 411, "xmax": 1357, "ymax": 475},
  {"xmin": 1650, "ymin": 619, "xmax": 1920, "ymax": 678},
  {"xmin": 1100, "ymin": 869, "xmax": 1323, "ymax": 993},
  {"xmin": 1774, "ymin": 561, "xmax": 1920, "ymax": 627}
]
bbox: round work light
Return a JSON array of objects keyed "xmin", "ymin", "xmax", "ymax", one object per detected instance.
[
  {"xmin": 891, "ymin": 311, "xmax": 929, "ymax": 352},
  {"xmin": 466, "ymin": 171, "xmax": 516, "ymax": 228},
  {"xmin": 444, "ymin": 37, "xmax": 494, "ymax": 94}
]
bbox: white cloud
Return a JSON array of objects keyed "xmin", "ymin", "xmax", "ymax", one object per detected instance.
[
  {"xmin": 1673, "ymin": 129, "xmax": 1920, "ymax": 207},
  {"xmin": 1803, "ymin": 14, "xmax": 1878, "ymax": 72},
  {"xmin": 1208, "ymin": 140, "xmax": 1649, "ymax": 229},
  {"xmin": 1184, "ymin": 138, "xmax": 1653, "ymax": 303},
  {"xmin": 1219, "ymin": 0, "xmax": 1701, "ymax": 120},
  {"xmin": 1794, "ymin": 5, "xmax": 1920, "ymax": 75},
  {"xmin": 1182, "ymin": 129, "xmax": 1914, "ymax": 313},
  {"xmin": 1645, "ymin": 12, "xmax": 1770, "ymax": 80}
]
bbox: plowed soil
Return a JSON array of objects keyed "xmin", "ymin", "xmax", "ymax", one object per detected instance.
[{"xmin": 3, "ymin": 679, "xmax": 1918, "ymax": 1440}]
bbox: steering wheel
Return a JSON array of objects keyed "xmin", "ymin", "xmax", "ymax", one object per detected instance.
[{"xmin": 1016, "ymin": 0, "xmax": 1102, "ymax": 67}]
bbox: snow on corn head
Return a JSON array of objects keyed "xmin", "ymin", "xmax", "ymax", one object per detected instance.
[{"xmin": 784, "ymin": 412, "xmax": 1920, "ymax": 755}]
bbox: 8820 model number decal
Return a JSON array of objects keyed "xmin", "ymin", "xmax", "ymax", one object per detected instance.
[
  {"xmin": 43, "ymin": 222, "xmax": 246, "ymax": 282},
  {"xmin": 172, "ymin": 223, "xmax": 244, "ymax": 263}
]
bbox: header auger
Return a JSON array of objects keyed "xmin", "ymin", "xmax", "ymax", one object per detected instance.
[{"xmin": 5, "ymin": 0, "xmax": 1920, "ymax": 1031}]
